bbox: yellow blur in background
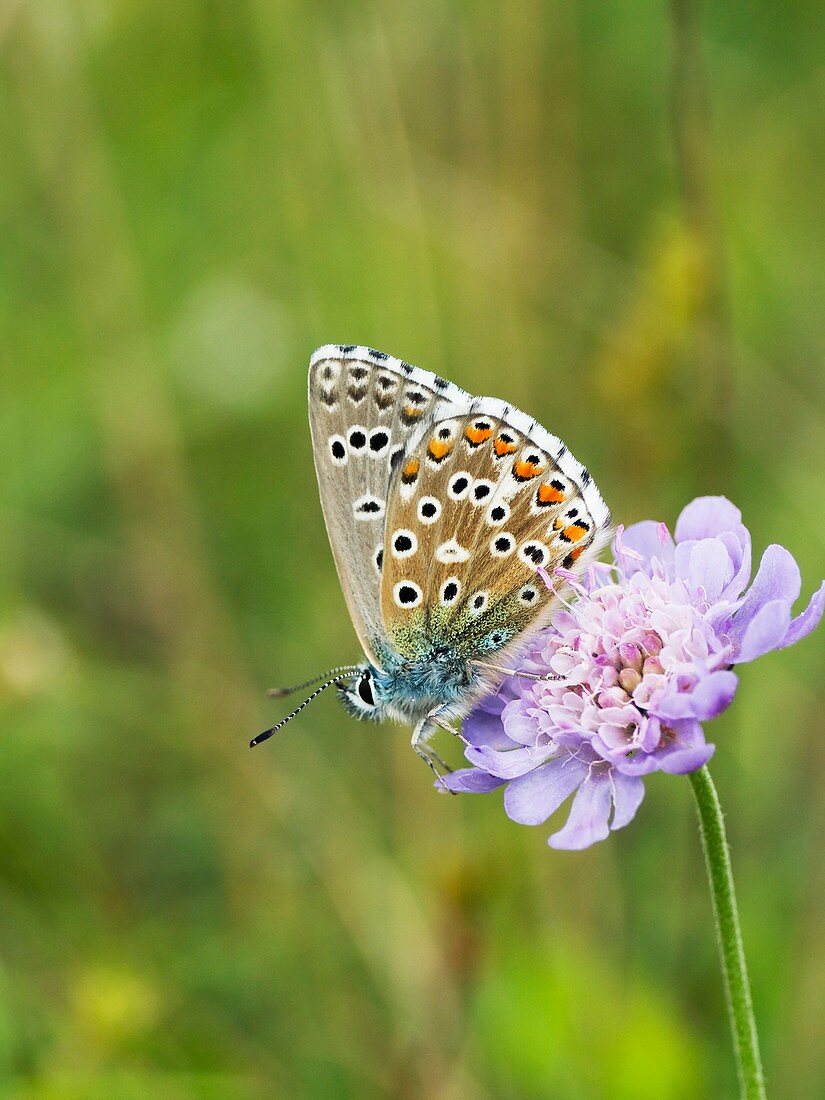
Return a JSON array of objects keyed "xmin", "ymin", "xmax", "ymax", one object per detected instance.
[{"xmin": 1, "ymin": 2, "xmax": 824, "ymax": 1097}]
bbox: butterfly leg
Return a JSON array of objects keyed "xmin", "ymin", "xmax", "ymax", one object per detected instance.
[
  {"xmin": 410, "ymin": 707, "xmax": 462, "ymax": 791},
  {"xmin": 410, "ymin": 721, "xmax": 449, "ymax": 783},
  {"xmin": 427, "ymin": 707, "xmax": 470, "ymax": 746}
]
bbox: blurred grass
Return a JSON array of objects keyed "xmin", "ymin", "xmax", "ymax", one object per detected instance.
[{"xmin": 1, "ymin": 1, "xmax": 824, "ymax": 1097}]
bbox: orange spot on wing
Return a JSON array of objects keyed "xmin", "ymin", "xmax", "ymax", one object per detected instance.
[
  {"xmin": 514, "ymin": 458, "xmax": 542, "ymax": 480},
  {"xmin": 403, "ymin": 406, "xmax": 422, "ymax": 420},
  {"xmin": 563, "ymin": 524, "xmax": 587, "ymax": 542},
  {"xmin": 402, "ymin": 458, "xmax": 420, "ymax": 481},
  {"xmin": 569, "ymin": 545, "xmax": 585, "ymax": 561},
  {"xmin": 538, "ymin": 483, "xmax": 565, "ymax": 504},
  {"xmin": 428, "ymin": 439, "xmax": 452, "ymax": 461},
  {"xmin": 465, "ymin": 425, "xmax": 493, "ymax": 445},
  {"xmin": 494, "ymin": 437, "xmax": 518, "ymax": 457}
]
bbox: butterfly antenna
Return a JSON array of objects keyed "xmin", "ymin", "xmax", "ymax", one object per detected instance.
[
  {"xmin": 266, "ymin": 665, "xmax": 361, "ymax": 698},
  {"xmin": 251, "ymin": 675, "xmax": 348, "ymax": 748},
  {"xmin": 472, "ymin": 660, "xmax": 560, "ymax": 683}
]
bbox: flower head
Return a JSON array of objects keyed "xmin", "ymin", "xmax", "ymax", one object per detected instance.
[{"xmin": 445, "ymin": 497, "xmax": 824, "ymax": 849}]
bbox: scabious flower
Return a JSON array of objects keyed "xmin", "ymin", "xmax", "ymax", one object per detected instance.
[{"xmin": 445, "ymin": 497, "xmax": 825, "ymax": 850}]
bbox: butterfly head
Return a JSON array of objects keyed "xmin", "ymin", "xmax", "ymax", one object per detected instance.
[
  {"xmin": 336, "ymin": 643, "xmax": 494, "ymax": 727},
  {"xmin": 336, "ymin": 662, "xmax": 384, "ymax": 722}
]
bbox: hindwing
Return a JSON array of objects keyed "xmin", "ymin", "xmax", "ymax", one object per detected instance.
[{"xmin": 380, "ymin": 399, "xmax": 611, "ymax": 660}]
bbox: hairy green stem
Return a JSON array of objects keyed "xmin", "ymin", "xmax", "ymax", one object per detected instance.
[{"xmin": 689, "ymin": 766, "xmax": 766, "ymax": 1099}]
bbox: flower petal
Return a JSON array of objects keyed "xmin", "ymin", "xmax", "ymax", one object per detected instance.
[
  {"xmin": 728, "ymin": 545, "xmax": 801, "ymax": 657},
  {"xmin": 674, "ymin": 538, "xmax": 733, "ymax": 605},
  {"xmin": 781, "ymin": 580, "xmax": 825, "ymax": 649},
  {"xmin": 717, "ymin": 529, "xmax": 751, "ymax": 600},
  {"xmin": 548, "ymin": 773, "xmax": 613, "ymax": 849},
  {"xmin": 610, "ymin": 772, "xmax": 646, "ymax": 830},
  {"xmin": 503, "ymin": 754, "xmax": 588, "ymax": 826},
  {"xmin": 688, "ymin": 670, "xmax": 738, "ymax": 719},
  {"xmin": 502, "ymin": 699, "xmax": 543, "ymax": 746},
  {"xmin": 465, "ymin": 743, "xmax": 556, "ymax": 779},
  {"xmin": 674, "ymin": 496, "xmax": 744, "ymax": 544},
  {"xmin": 656, "ymin": 720, "xmax": 715, "ymax": 774},
  {"xmin": 462, "ymin": 694, "xmax": 520, "ymax": 751},
  {"xmin": 440, "ymin": 768, "xmax": 505, "ymax": 794},
  {"xmin": 617, "ymin": 521, "xmax": 674, "ymax": 577},
  {"xmin": 655, "ymin": 670, "xmax": 737, "ymax": 721},
  {"xmin": 733, "ymin": 599, "xmax": 792, "ymax": 663}
]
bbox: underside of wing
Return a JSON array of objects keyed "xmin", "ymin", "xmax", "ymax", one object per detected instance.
[
  {"xmin": 308, "ymin": 344, "xmax": 468, "ymax": 667},
  {"xmin": 380, "ymin": 398, "xmax": 611, "ymax": 661}
]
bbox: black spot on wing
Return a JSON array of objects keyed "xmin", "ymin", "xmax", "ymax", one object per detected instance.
[
  {"xmin": 389, "ymin": 445, "xmax": 405, "ymax": 471},
  {"xmin": 368, "ymin": 349, "xmax": 389, "ymax": 360},
  {"xmin": 338, "ymin": 344, "xmax": 356, "ymax": 353}
]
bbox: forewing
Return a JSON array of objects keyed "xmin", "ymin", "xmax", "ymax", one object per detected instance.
[
  {"xmin": 380, "ymin": 397, "xmax": 611, "ymax": 658},
  {"xmin": 308, "ymin": 344, "xmax": 468, "ymax": 666}
]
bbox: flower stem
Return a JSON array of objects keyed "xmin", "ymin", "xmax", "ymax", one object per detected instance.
[{"xmin": 689, "ymin": 766, "xmax": 766, "ymax": 1099}]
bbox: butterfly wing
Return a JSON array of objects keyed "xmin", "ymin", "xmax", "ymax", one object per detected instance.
[
  {"xmin": 308, "ymin": 345, "xmax": 468, "ymax": 667},
  {"xmin": 380, "ymin": 397, "xmax": 611, "ymax": 661}
]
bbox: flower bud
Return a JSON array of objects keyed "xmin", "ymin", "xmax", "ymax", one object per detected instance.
[
  {"xmin": 618, "ymin": 643, "xmax": 643, "ymax": 671},
  {"xmin": 618, "ymin": 667, "xmax": 642, "ymax": 693}
]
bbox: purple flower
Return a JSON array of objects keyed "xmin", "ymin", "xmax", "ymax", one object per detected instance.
[{"xmin": 445, "ymin": 497, "xmax": 824, "ymax": 850}]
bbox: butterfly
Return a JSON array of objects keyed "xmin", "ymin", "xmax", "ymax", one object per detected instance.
[{"xmin": 251, "ymin": 344, "xmax": 611, "ymax": 778}]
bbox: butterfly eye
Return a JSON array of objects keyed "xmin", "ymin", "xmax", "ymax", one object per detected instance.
[{"xmin": 357, "ymin": 674, "xmax": 375, "ymax": 707}]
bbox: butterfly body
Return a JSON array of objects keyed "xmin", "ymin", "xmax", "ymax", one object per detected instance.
[
  {"xmin": 337, "ymin": 639, "xmax": 499, "ymax": 726},
  {"xmin": 301, "ymin": 344, "xmax": 611, "ymax": 773}
]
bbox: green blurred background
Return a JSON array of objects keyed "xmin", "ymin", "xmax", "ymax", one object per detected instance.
[{"xmin": 1, "ymin": 2, "xmax": 824, "ymax": 1097}]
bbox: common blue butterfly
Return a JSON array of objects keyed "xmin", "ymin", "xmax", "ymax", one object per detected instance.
[{"xmin": 252, "ymin": 345, "xmax": 611, "ymax": 779}]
